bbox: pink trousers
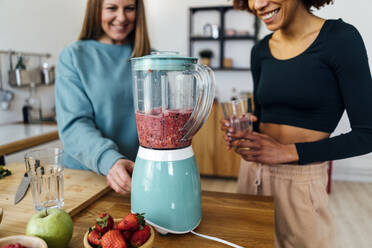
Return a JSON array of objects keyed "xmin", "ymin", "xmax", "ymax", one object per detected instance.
[{"xmin": 237, "ymin": 160, "xmax": 335, "ymax": 248}]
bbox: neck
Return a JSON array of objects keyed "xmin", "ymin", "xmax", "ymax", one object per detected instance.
[
  {"xmin": 98, "ymin": 35, "xmax": 128, "ymax": 45},
  {"xmin": 276, "ymin": 7, "xmax": 322, "ymax": 42}
]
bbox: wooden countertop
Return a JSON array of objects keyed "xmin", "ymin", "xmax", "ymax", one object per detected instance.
[
  {"xmin": 1, "ymin": 164, "xmax": 275, "ymax": 247},
  {"xmin": 71, "ymin": 191, "xmax": 275, "ymax": 248},
  {"xmin": 0, "ymin": 123, "xmax": 58, "ymax": 156},
  {"xmin": 0, "ymin": 163, "xmax": 110, "ymax": 237}
]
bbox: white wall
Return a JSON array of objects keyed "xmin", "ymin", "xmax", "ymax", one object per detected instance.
[{"xmin": 0, "ymin": 0, "xmax": 87, "ymax": 124}]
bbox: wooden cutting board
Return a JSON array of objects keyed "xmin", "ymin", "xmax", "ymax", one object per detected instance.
[{"xmin": 0, "ymin": 163, "xmax": 110, "ymax": 237}]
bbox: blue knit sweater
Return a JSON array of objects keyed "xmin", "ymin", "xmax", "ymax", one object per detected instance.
[{"xmin": 55, "ymin": 40, "xmax": 139, "ymax": 175}]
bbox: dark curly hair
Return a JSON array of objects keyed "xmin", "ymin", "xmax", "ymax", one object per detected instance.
[{"xmin": 233, "ymin": 0, "xmax": 334, "ymax": 12}]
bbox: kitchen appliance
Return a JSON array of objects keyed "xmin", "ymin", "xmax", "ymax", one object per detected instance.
[{"xmin": 130, "ymin": 52, "xmax": 215, "ymax": 234}]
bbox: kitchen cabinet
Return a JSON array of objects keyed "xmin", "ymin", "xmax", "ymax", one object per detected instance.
[
  {"xmin": 192, "ymin": 101, "xmax": 241, "ymax": 178},
  {"xmin": 0, "ymin": 123, "xmax": 59, "ymax": 165}
]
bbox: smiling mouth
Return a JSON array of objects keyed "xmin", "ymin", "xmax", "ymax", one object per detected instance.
[
  {"xmin": 111, "ymin": 24, "xmax": 127, "ymax": 31},
  {"xmin": 261, "ymin": 8, "xmax": 280, "ymax": 21}
]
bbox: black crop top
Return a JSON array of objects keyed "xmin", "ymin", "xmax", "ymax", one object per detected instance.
[{"xmin": 251, "ymin": 19, "xmax": 372, "ymax": 165}]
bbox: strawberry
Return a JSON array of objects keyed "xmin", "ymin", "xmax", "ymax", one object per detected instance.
[
  {"xmin": 117, "ymin": 213, "xmax": 145, "ymax": 231},
  {"xmin": 2, "ymin": 244, "xmax": 27, "ymax": 248},
  {"xmin": 122, "ymin": 230, "xmax": 132, "ymax": 242},
  {"xmin": 130, "ymin": 225, "xmax": 151, "ymax": 247},
  {"xmin": 95, "ymin": 213, "xmax": 114, "ymax": 234},
  {"xmin": 101, "ymin": 230, "xmax": 127, "ymax": 248},
  {"xmin": 88, "ymin": 228, "xmax": 101, "ymax": 246}
]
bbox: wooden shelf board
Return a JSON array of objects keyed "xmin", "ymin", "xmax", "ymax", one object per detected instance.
[
  {"xmin": 191, "ymin": 36, "xmax": 256, "ymax": 41},
  {"xmin": 211, "ymin": 67, "xmax": 251, "ymax": 71},
  {"xmin": 190, "ymin": 6, "xmax": 233, "ymax": 12},
  {"xmin": 190, "ymin": 36, "xmax": 220, "ymax": 41},
  {"xmin": 223, "ymin": 35, "xmax": 256, "ymax": 40}
]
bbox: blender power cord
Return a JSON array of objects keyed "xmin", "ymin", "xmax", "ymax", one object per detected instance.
[{"xmin": 190, "ymin": 230, "xmax": 245, "ymax": 248}]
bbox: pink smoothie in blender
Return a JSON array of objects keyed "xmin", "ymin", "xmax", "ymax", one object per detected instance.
[{"xmin": 135, "ymin": 108, "xmax": 193, "ymax": 149}]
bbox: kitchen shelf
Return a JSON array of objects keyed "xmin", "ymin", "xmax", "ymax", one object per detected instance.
[
  {"xmin": 190, "ymin": 6, "xmax": 226, "ymax": 12},
  {"xmin": 190, "ymin": 35, "xmax": 257, "ymax": 41},
  {"xmin": 189, "ymin": 5, "xmax": 260, "ymax": 70},
  {"xmin": 211, "ymin": 67, "xmax": 251, "ymax": 71},
  {"xmin": 0, "ymin": 50, "xmax": 55, "ymax": 88},
  {"xmin": 190, "ymin": 36, "xmax": 220, "ymax": 41},
  {"xmin": 223, "ymin": 35, "xmax": 256, "ymax": 40}
]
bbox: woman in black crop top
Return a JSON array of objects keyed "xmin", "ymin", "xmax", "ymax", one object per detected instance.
[{"xmin": 221, "ymin": 0, "xmax": 372, "ymax": 247}]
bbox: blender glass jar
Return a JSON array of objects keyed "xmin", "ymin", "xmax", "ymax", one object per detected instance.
[{"xmin": 131, "ymin": 52, "xmax": 215, "ymax": 149}]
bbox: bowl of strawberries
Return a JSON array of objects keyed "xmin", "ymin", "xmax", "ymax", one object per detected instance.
[
  {"xmin": 84, "ymin": 212, "xmax": 155, "ymax": 248},
  {"xmin": 0, "ymin": 235, "xmax": 48, "ymax": 248}
]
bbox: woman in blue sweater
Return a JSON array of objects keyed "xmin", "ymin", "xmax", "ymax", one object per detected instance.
[
  {"xmin": 222, "ymin": 0, "xmax": 372, "ymax": 247},
  {"xmin": 55, "ymin": 0, "xmax": 151, "ymax": 195}
]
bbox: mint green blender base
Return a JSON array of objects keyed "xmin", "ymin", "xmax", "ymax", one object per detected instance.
[{"xmin": 131, "ymin": 155, "xmax": 202, "ymax": 234}]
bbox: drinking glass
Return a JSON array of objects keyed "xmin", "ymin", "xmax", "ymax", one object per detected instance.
[
  {"xmin": 24, "ymin": 148, "xmax": 64, "ymax": 211},
  {"xmin": 221, "ymin": 98, "xmax": 253, "ymax": 135}
]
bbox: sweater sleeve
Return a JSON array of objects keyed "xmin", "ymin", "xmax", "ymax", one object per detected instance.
[
  {"xmin": 295, "ymin": 24, "xmax": 372, "ymax": 165},
  {"xmin": 55, "ymin": 47, "xmax": 124, "ymax": 175},
  {"xmin": 251, "ymin": 43, "xmax": 262, "ymax": 132}
]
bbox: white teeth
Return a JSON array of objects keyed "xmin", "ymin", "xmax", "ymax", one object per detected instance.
[
  {"xmin": 262, "ymin": 9, "xmax": 279, "ymax": 20},
  {"xmin": 112, "ymin": 25, "xmax": 125, "ymax": 30}
]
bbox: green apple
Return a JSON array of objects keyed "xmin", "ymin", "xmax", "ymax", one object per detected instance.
[{"xmin": 26, "ymin": 208, "xmax": 73, "ymax": 248}]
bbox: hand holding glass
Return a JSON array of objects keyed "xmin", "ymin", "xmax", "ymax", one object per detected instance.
[
  {"xmin": 25, "ymin": 148, "xmax": 64, "ymax": 211},
  {"xmin": 221, "ymin": 98, "xmax": 253, "ymax": 135}
]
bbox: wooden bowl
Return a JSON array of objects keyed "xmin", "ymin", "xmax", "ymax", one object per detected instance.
[
  {"xmin": 0, "ymin": 235, "xmax": 48, "ymax": 248},
  {"xmin": 83, "ymin": 219, "xmax": 155, "ymax": 248}
]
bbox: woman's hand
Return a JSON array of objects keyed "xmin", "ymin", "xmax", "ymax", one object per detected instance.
[
  {"xmin": 230, "ymin": 132, "xmax": 299, "ymax": 164},
  {"xmin": 107, "ymin": 158, "xmax": 134, "ymax": 195},
  {"xmin": 220, "ymin": 114, "xmax": 258, "ymax": 150}
]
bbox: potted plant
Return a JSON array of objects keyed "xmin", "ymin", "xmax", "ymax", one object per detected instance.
[{"xmin": 199, "ymin": 49, "xmax": 213, "ymax": 66}]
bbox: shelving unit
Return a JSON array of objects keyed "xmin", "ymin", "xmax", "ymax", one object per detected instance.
[
  {"xmin": 0, "ymin": 50, "xmax": 54, "ymax": 88},
  {"xmin": 189, "ymin": 5, "xmax": 260, "ymax": 71}
]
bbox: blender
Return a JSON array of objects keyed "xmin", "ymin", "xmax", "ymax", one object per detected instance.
[{"xmin": 130, "ymin": 52, "xmax": 215, "ymax": 234}]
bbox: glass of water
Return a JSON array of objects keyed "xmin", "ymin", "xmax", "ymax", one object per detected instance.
[
  {"xmin": 221, "ymin": 98, "xmax": 253, "ymax": 135},
  {"xmin": 24, "ymin": 148, "xmax": 64, "ymax": 211}
]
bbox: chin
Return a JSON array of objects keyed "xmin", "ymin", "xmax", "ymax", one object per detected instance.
[
  {"xmin": 262, "ymin": 18, "xmax": 283, "ymax": 32},
  {"xmin": 266, "ymin": 24, "xmax": 281, "ymax": 31},
  {"xmin": 110, "ymin": 34, "xmax": 130, "ymax": 44}
]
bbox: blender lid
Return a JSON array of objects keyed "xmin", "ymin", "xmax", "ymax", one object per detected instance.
[{"xmin": 131, "ymin": 51, "xmax": 198, "ymax": 71}]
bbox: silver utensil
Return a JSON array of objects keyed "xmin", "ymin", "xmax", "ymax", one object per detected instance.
[
  {"xmin": 14, "ymin": 172, "xmax": 30, "ymax": 205},
  {"xmin": 0, "ymin": 55, "xmax": 14, "ymax": 110},
  {"xmin": 0, "ymin": 207, "xmax": 3, "ymax": 224}
]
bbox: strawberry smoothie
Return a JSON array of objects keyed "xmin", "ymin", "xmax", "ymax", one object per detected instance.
[{"xmin": 135, "ymin": 109, "xmax": 193, "ymax": 149}]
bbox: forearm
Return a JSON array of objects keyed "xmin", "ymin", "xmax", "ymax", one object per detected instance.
[
  {"xmin": 282, "ymin": 144, "xmax": 299, "ymax": 163},
  {"xmin": 295, "ymin": 129, "xmax": 372, "ymax": 165},
  {"xmin": 58, "ymin": 117, "xmax": 124, "ymax": 175},
  {"xmin": 55, "ymin": 70, "xmax": 124, "ymax": 175}
]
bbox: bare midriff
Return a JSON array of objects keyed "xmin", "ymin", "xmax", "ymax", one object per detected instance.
[{"xmin": 259, "ymin": 123, "xmax": 330, "ymax": 145}]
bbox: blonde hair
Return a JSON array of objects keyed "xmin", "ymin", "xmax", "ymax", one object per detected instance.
[{"xmin": 78, "ymin": 0, "xmax": 151, "ymax": 57}]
